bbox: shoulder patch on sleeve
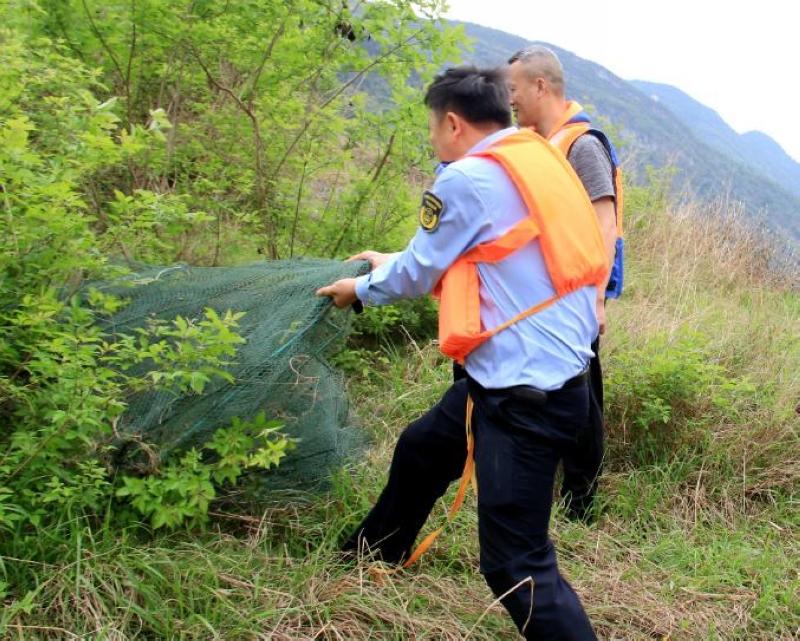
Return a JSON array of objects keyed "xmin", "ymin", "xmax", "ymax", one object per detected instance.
[{"xmin": 419, "ymin": 190, "xmax": 444, "ymax": 232}]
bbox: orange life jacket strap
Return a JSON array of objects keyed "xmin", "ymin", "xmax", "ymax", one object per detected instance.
[
  {"xmin": 461, "ymin": 217, "xmax": 541, "ymax": 264},
  {"xmin": 549, "ymin": 122, "xmax": 590, "ymax": 154},
  {"xmin": 485, "ymin": 294, "xmax": 561, "ymax": 339},
  {"xmin": 402, "ymin": 395, "xmax": 476, "ymax": 568}
]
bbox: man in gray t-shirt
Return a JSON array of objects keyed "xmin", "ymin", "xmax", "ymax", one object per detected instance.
[
  {"xmin": 561, "ymin": 132, "xmax": 615, "ymax": 520},
  {"xmin": 508, "ymin": 46, "xmax": 620, "ymax": 522},
  {"xmin": 568, "ymin": 135, "xmax": 616, "ymax": 204}
]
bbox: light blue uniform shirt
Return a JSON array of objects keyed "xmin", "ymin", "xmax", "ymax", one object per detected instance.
[{"xmin": 355, "ymin": 127, "xmax": 598, "ymax": 391}]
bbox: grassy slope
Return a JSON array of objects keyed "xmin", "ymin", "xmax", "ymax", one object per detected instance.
[{"xmin": 2, "ymin": 200, "xmax": 798, "ymax": 640}]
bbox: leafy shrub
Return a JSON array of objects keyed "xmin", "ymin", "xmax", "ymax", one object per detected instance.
[
  {"xmin": 604, "ymin": 329, "xmax": 751, "ymax": 465},
  {"xmin": 0, "ymin": 31, "xmax": 289, "ymax": 547},
  {"xmin": 117, "ymin": 413, "xmax": 294, "ymax": 529},
  {"xmin": 352, "ymin": 297, "xmax": 439, "ymax": 343}
]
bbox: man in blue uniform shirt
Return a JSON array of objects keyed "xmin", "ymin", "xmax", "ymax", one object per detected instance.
[{"xmin": 318, "ymin": 66, "xmax": 597, "ymax": 640}]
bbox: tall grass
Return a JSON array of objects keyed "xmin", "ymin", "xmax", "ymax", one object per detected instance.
[{"xmin": 1, "ymin": 197, "xmax": 798, "ymax": 640}]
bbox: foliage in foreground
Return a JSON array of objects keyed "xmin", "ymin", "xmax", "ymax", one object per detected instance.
[{"xmin": 1, "ymin": 0, "xmax": 460, "ymax": 558}]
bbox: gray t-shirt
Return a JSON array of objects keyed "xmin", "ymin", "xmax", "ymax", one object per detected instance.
[{"xmin": 567, "ymin": 134, "xmax": 615, "ymax": 203}]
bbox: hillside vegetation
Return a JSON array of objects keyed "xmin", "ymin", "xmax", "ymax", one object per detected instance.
[
  {"xmin": 457, "ymin": 21, "xmax": 800, "ymax": 242},
  {"xmin": 629, "ymin": 80, "xmax": 800, "ymax": 202},
  {"xmin": 1, "ymin": 2, "xmax": 798, "ymax": 639}
]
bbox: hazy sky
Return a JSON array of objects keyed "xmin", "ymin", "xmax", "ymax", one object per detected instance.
[{"xmin": 443, "ymin": 0, "xmax": 800, "ymax": 164}]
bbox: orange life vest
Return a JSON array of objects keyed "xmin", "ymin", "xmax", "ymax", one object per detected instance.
[
  {"xmin": 433, "ymin": 128, "xmax": 608, "ymax": 364},
  {"xmin": 549, "ymin": 101, "xmax": 625, "ymax": 239}
]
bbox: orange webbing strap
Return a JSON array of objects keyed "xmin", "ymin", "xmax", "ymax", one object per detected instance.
[
  {"xmin": 485, "ymin": 294, "xmax": 561, "ymax": 340},
  {"xmin": 401, "ymin": 395, "xmax": 477, "ymax": 568}
]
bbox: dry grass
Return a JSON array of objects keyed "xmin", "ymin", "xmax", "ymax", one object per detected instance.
[
  {"xmin": 610, "ymin": 198, "xmax": 799, "ymax": 495},
  {"xmin": 3, "ymin": 198, "xmax": 798, "ymax": 640}
]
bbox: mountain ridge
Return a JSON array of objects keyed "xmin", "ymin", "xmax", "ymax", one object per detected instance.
[
  {"xmin": 630, "ymin": 80, "xmax": 800, "ymax": 200},
  {"xmin": 451, "ymin": 20, "xmax": 799, "ymax": 241}
]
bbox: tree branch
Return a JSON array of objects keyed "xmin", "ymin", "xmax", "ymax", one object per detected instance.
[
  {"xmin": 289, "ymin": 160, "xmax": 308, "ymax": 258},
  {"xmin": 125, "ymin": 0, "xmax": 137, "ymax": 124},
  {"xmin": 272, "ymin": 27, "xmax": 426, "ymax": 181},
  {"xmin": 190, "ymin": 48, "xmax": 277, "ymax": 256},
  {"xmin": 80, "ymin": 0, "xmax": 127, "ymax": 93},
  {"xmin": 245, "ymin": 18, "xmax": 288, "ymax": 109}
]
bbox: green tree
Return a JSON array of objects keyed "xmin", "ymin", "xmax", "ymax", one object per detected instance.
[
  {"xmin": 21, "ymin": 0, "xmax": 462, "ymax": 261},
  {"xmin": 0, "ymin": 28, "xmax": 283, "ymax": 543},
  {"xmin": 0, "ymin": 0, "xmax": 465, "ymax": 547}
]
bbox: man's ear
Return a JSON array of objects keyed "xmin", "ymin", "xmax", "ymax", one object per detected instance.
[
  {"xmin": 536, "ymin": 77, "xmax": 547, "ymax": 95},
  {"xmin": 445, "ymin": 111, "xmax": 461, "ymax": 137}
]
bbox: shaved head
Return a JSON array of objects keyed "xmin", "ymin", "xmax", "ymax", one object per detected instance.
[{"xmin": 508, "ymin": 46, "xmax": 565, "ymax": 97}]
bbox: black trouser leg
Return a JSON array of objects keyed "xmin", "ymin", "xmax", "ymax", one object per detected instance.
[
  {"xmin": 470, "ymin": 379, "xmax": 597, "ymax": 641},
  {"xmin": 342, "ymin": 380, "xmax": 468, "ymax": 563},
  {"xmin": 561, "ymin": 337, "xmax": 604, "ymax": 521}
]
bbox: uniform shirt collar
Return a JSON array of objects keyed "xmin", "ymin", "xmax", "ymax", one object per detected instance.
[
  {"xmin": 467, "ymin": 127, "xmax": 518, "ymax": 155},
  {"xmin": 435, "ymin": 127, "xmax": 518, "ymax": 175}
]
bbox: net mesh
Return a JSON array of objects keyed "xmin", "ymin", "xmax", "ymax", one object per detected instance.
[{"xmin": 97, "ymin": 258, "xmax": 369, "ymax": 488}]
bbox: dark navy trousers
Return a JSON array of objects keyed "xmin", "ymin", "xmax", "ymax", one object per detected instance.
[
  {"xmin": 561, "ymin": 337, "xmax": 604, "ymax": 521},
  {"xmin": 454, "ymin": 338, "xmax": 605, "ymax": 521},
  {"xmin": 343, "ymin": 377, "xmax": 597, "ymax": 640}
]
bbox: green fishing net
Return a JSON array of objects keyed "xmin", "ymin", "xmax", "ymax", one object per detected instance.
[{"xmin": 98, "ymin": 258, "xmax": 369, "ymax": 488}]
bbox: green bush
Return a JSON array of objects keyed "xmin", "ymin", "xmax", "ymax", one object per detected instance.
[
  {"xmin": 117, "ymin": 413, "xmax": 294, "ymax": 529},
  {"xmin": 0, "ymin": 30, "xmax": 290, "ymax": 548},
  {"xmin": 17, "ymin": 0, "xmax": 461, "ymax": 261},
  {"xmin": 352, "ymin": 297, "xmax": 439, "ymax": 343},
  {"xmin": 0, "ymin": 0, "xmax": 464, "ymax": 559},
  {"xmin": 604, "ymin": 328, "xmax": 752, "ymax": 465}
]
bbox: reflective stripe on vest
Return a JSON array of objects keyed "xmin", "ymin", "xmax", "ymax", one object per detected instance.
[{"xmin": 433, "ymin": 128, "xmax": 608, "ymax": 364}]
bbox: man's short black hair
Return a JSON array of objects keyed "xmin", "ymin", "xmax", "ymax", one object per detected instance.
[{"xmin": 424, "ymin": 66, "xmax": 511, "ymax": 128}]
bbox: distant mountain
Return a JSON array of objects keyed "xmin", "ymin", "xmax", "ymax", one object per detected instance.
[
  {"xmin": 452, "ymin": 21, "xmax": 800, "ymax": 241},
  {"xmin": 630, "ymin": 80, "xmax": 800, "ymax": 200}
]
